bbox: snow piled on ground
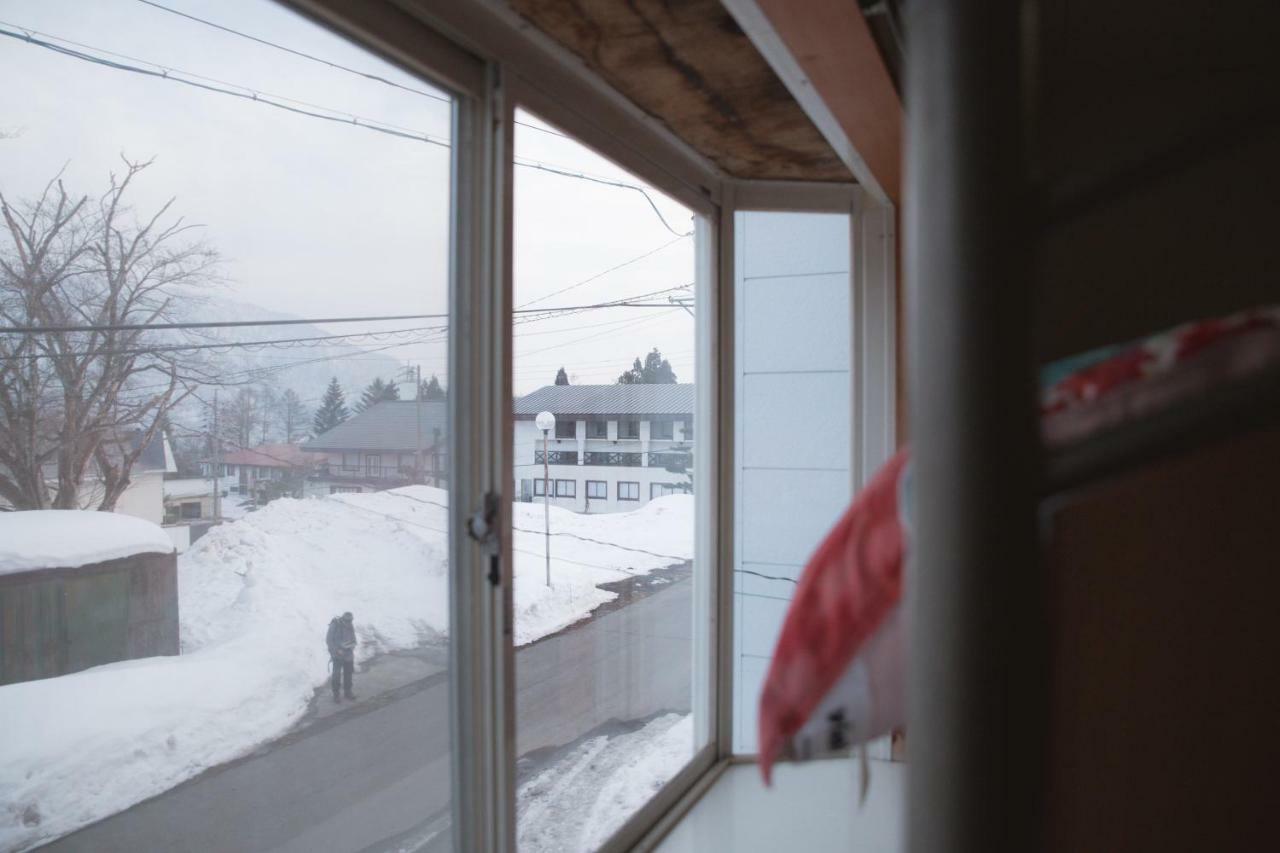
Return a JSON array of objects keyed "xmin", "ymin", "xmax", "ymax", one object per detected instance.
[
  {"xmin": 0, "ymin": 487, "xmax": 691, "ymax": 851},
  {"xmin": 0, "ymin": 510, "xmax": 173, "ymax": 575},
  {"xmin": 517, "ymin": 714, "xmax": 694, "ymax": 852}
]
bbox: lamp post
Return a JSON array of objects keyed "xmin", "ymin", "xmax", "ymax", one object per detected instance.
[{"xmin": 535, "ymin": 411, "xmax": 555, "ymax": 587}]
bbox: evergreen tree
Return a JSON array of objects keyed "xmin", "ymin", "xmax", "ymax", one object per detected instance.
[
  {"xmin": 420, "ymin": 374, "xmax": 446, "ymax": 400},
  {"xmin": 616, "ymin": 348, "xmax": 678, "ymax": 384},
  {"xmin": 356, "ymin": 376, "xmax": 401, "ymax": 413},
  {"xmin": 554, "ymin": 366, "xmax": 570, "ymax": 386},
  {"xmin": 313, "ymin": 378, "xmax": 350, "ymax": 435}
]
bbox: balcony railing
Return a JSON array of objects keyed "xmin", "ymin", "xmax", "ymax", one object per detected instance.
[
  {"xmin": 582, "ymin": 451, "xmax": 643, "ymax": 467},
  {"xmin": 533, "ymin": 450, "xmax": 578, "ymax": 465},
  {"xmin": 648, "ymin": 451, "xmax": 692, "ymax": 470}
]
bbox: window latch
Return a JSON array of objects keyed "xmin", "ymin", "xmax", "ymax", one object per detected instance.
[{"xmin": 466, "ymin": 491, "xmax": 502, "ymax": 586}]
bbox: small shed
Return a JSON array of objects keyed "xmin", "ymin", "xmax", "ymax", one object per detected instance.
[{"xmin": 0, "ymin": 510, "xmax": 178, "ymax": 686}]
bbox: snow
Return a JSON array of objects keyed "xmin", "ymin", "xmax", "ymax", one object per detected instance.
[
  {"xmin": 517, "ymin": 714, "xmax": 694, "ymax": 852},
  {"xmin": 162, "ymin": 478, "xmax": 219, "ymax": 499},
  {"xmin": 0, "ymin": 487, "xmax": 692, "ymax": 851},
  {"xmin": 0, "ymin": 510, "xmax": 173, "ymax": 575}
]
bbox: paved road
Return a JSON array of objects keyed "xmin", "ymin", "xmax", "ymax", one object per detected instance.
[{"xmin": 43, "ymin": 578, "xmax": 692, "ymax": 853}]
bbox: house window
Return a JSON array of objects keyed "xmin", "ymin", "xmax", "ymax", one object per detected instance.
[
  {"xmin": 554, "ymin": 479, "xmax": 576, "ymax": 498},
  {"xmin": 342, "ymin": 452, "xmax": 359, "ymax": 472},
  {"xmin": 651, "ymin": 482, "xmax": 683, "ymax": 499},
  {"xmin": 650, "ymin": 420, "xmax": 674, "ymax": 440},
  {"xmin": 684, "ymin": 419, "xmax": 694, "ymax": 440},
  {"xmin": 588, "ymin": 420, "xmax": 608, "ymax": 439},
  {"xmin": 180, "ymin": 502, "xmax": 202, "ymax": 520},
  {"xmin": 533, "ymin": 478, "xmax": 548, "ymax": 497},
  {"xmin": 329, "ymin": 485, "xmax": 361, "ymax": 495},
  {"xmin": 555, "ymin": 419, "xmax": 576, "ymax": 439},
  {"xmin": 365, "ymin": 455, "xmax": 381, "ymax": 476},
  {"xmin": 618, "ymin": 481, "xmax": 640, "ymax": 501},
  {"xmin": 586, "ymin": 480, "xmax": 607, "ymax": 499},
  {"xmin": 618, "ymin": 419, "xmax": 640, "ymax": 439}
]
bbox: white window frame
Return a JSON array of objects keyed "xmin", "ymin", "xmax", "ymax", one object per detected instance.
[{"xmin": 278, "ymin": 3, "xmax": 896, "ymax": 851}]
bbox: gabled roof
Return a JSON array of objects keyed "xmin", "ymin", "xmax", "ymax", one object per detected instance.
[
  {"xmin": 514, "ymin": 384, "xmax": 694, "ymax": 417},
  {"xmin": 303, "ymin": 401, "xmax": 448, "ymax": 453},
  {"xmin": 221, "ymin": 444, "xmax": 311, "ymax": 468}
]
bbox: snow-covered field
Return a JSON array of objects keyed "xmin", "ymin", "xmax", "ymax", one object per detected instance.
[
  {"xmin": 0, "ymin": 488, "xmax": 692, "ymax": 851},
  {"xmin": 518, "ymin": 714, "xmax": 694, "ymax": 852}
]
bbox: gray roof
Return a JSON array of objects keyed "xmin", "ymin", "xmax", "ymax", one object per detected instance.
[
  {"xmin": 304, "ymin": 401, "xmax": 448, "ymax": 452},
  {"xmin": 514, "ymin": 384, "xmax": 694, "ymax": 418}
]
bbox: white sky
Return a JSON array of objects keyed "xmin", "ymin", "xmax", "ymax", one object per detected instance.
[{"xmin": 0, "ymin": 0, "xmax": 696, "ymax": 399}]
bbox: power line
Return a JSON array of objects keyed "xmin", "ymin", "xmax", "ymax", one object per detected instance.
[
  {"xmin": 0, "ymin": 27, "xmax": 450, "ymax": 148},
  {"xmin": 514, "ymin": 159, "xmax": 692, "ymax": 238},
  {"xmin": 1, "ymin": 301, "xmax": 678, "ymax": 335},
  {"xmin": 515, "ymin": 235, "xmax": 690, "ymax": 309},
  {"xmin": 2, "ymin": 22, "xmax": 689, "ymax": 234},
  {"xmin": 131, "ymin": 0, "xmax": 574, "ymax": 143},
  {"xmin": 132, "ymin": 0, "xmax": 452, "ymax": 103}
]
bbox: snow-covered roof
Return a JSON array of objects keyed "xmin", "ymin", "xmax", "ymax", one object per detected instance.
[
  {"xmin": 0, "ymin": 510, "xmax": 174, "ymax": 575},
  {"xmin": 514, "ymin": 384, "xmax": 694, "ymax": 417}
]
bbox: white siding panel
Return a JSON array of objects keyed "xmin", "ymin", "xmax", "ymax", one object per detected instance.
[
  {"xmin": 740, "ymin": 468, "xmax": 850, "ymax": 566},
  {"xmin": 742, "ymin": 212, "xmax": 850, "ymax": 279},
  {"xmin": 738, "ymin": 595, "xmax": 792, "ymax": 659},
  {"xmin": 742, "ymin": 273, "xmax": 851, "ymax": 373},
  {"xmin": 741, "ymin": 373, "xmax": 851, "ymax": 470}
]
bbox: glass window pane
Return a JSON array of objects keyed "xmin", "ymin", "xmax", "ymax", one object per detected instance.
[
  {"xmin": 0, "ymin": 3, "xmax": 456, "ymax": 850},
  {"xmin": 512, "ymin": 108, "xmax": 704, "ymax": 851},
  {"xmin": 731, "ymin": 210, "xmax": 854, "ymax": 753}
]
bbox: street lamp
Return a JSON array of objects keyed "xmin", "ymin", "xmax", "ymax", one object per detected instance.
[{"xmin": 535, "ymin": 410, "xmax": 555, "ymax": 587}]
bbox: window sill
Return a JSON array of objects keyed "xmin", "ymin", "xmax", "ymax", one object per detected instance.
[{"xmin": 646, "ymin": 758, "xmax": 904, "ymax": 852}]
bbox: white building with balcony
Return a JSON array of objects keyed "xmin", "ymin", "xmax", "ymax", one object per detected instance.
[{"xmin": 513, "ymin": 384, "xmax": 694, "ymax": 513}]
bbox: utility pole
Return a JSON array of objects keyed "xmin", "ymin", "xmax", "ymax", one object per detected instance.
[
  {"xmin": 212, "ymin": 389, "xmax": 221, "ymax": 523},
  {"xmin": 536, "ymin": 411, "xmax": 556, "ymax": 587},
  {"xmin": 415, "ymin": 363, "xmax": 423, "ymax": 484}
]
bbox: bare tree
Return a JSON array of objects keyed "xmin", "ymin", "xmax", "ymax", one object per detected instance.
[
  {"xmin": 0, "ymin": 159, "xmax": 218, "ymax": 510},
  {"xmin": 279, "ymin": 388, "xmax": 309, "ymax": 442}
]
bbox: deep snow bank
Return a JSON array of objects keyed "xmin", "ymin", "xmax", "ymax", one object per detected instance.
[
  {"xmin": 0, "ymin": 487, "xmax": 691, "ymax": 851},
  {"xmin": 0, "ymin": 510, "xmax": 173, "ymax": 575}
]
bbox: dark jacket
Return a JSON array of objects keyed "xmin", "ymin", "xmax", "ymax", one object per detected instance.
[{"xmin": 326, "ymin": 617, "xmax": 356, "ymax": 660}]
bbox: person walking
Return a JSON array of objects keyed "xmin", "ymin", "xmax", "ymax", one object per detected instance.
[{"xmin": 326, "ymin": 611, "xmax": 357, "ymax": 702}]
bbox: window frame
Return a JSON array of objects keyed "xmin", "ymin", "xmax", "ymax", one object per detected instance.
[
  {"xmin": 554, "ymin": 419, "xmax": 576, "ymax": 439},
  {"xmin": 554, "ymin": 478, "xmax": 576, "ymax": 498},
  {"xmin": 617, "ymin": 480, "xmax": 641, "ymax": 502},
  {"xmin": 532, "ymin": 478, "xmax": 547, "ymax": 497},
  {"xmin": 650, "ymin": 419, "xmax": 674, "ymax": 441},
  {"xmin": 617, "ymin": 418, "xmax": 640, "ymax": 440},
  {"xmin": 272, "ymin": 3, "xmax": 897, "ymax": 851},
  {"xmin": 587, "ymin": 420, "xmax": 608, "ymax": 439},
  {"xmin": 585, "ymin": 479, "xmax": 607, "ymax": 499}
]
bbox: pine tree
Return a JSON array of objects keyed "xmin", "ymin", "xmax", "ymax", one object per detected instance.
[
  {"xmin": 554, "ymin": 366, "xmax": 570, "ymax": 386},
  {"xmin": 616, "ymin": 348, "xmax": 677, "ymax": 384},
  {"xmin": 313, "ymin": 378, "xmax": 350, "ymax": 435},
  {"xmin": 420, "ymin": 374, "xmax": 446, "ymax": 400},
  {"xmin": 356, "ymin": 377, "xmax": 401, "ymax": 413}
]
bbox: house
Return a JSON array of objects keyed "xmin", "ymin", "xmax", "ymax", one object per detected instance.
[
  {"xmin": 302, "ymin": 401, "xmax": 447, "ymax": 495},
  {"xmin": 201, "ymin": 443, "xmax": 313, "ymax": 504},
  {"xmin": 161, "ymin": 478, "xmax": 225, "ymax": 524},
  {"xmin": 513, "ymin": 384, "xmax": 694, "ymax": 513},
  {"xmin": 1, "ymin": 431, "xmax": 178, "ymax": 527}
]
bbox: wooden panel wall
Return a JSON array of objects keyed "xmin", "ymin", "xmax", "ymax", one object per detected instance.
[
  {"xmin": 1043, "ymin": 427, "xmax": 1280, "ymax": 850},
  {"xmin": 1030, "ymin": 1, "xmax": 1280, "ymax": 361}
]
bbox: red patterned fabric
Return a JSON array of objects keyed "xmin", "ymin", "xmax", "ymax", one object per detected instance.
[
  {"xmin": 757, "ymin": 449, "xmax": 909, "ymax": 783},
  {"xmin": 757, "ymin": 305, "xmax": 1280, "ymax": 785}
]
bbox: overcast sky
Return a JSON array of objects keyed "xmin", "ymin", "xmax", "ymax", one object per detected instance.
[{"xmin": 0, "ymin": 0, "xmax": 696, "ymax": 399}]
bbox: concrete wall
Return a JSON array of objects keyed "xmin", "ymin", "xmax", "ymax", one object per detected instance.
[
  {"xmin": 0, "ymin": 550, "xmax": 179, "ymax": 685},
  {"xmin": 732, "ymin": 210, "xmax": 854, "ymax": 752}
]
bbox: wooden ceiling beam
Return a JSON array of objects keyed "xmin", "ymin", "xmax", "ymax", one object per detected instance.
[{"xmin": 723, "ymin": 0, "xmax": 903, "ymax": 206}]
